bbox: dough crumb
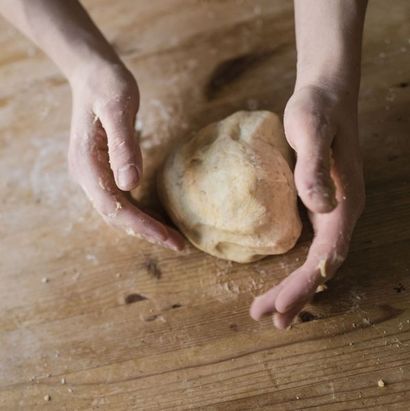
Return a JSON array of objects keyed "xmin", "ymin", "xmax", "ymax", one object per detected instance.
[
  {"xmin": 106, "ymin": 200, "xmax": 123, "ymax": 218},
  {"xmin": 126, "ymin": 228, "xmax": 137, "ymax": 236},
  {"xmin": 41, "ymin": 277, "xmax": 49, "ymax": 283},
  {"xmin": 316, "ymin": 284, "xmax": 328, "ymax": 293},
  {"xmin": 44, "ymin": 395, "xmax": 51, "ymax": 401},
  {"xmin": 98, "ymin": 177, "xmax": 106, "ymax": 190},
  {"xmin": 318, "ymin": 259, "xmax": 328, "ymax": 278},
  {"xmin": 378, "ymin": 379, "xmax": 385, "ymax": 387}
]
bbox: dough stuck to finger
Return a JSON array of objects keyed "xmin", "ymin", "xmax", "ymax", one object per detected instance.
[{"xmin": 157, "ymin": 111, "xmax": 302, "ymax": 263}]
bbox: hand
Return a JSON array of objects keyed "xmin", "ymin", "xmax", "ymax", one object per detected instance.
[
  {"xmin": 68, "ymin": 62, "xmax": 185, "ymax": 250},
  {"xmin": 250, "ymin": 84, "xmax": 365, "ymax": 329}
]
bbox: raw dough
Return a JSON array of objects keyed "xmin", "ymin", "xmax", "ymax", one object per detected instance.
[{"xmin": 157, "ymin": 111, "xmax": 302, "ymax": 263}]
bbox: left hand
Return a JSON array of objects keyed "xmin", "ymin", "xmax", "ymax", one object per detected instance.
[{"xmin": 250, "ymin": 84, "xmax": 365, "ymax": 329}]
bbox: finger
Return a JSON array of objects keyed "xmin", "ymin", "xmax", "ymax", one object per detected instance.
[
  {"xmin": 98, "ymin": 103, "xmax": 142, "ymax": 191},
  {"xmin": 166, "ymin": 226, "xmax": 186, "ymax": 250},
  {"xmin": 274, "ymin": 264, "xmax": 321, "ymax": 314},
  {"xmin": 273, "ymin": 303, "xmax": 304, "ymax": 330},
  {"xmin": 249, "ymin": 284, "xmax": 284, "ymax": 321},
  {"xmin": 250, "ymin": 169, "xmax": 355, "ymax": 324},
  {"xmin": 107, "ymin": 205, "xmax": 185, "ymax": 250},
  {"xmin": 287, "ymin": 113, "xmax": 337, "ymax": 213},
  {"xmin": 274, "ymin": 182, "xmax": 354, "ymax": 315},
  {"xmin": 249, "ymin": 218, "xmax": 344, "ymax": 325},
  {"xmin": 70, "ymin": 114, "xmax": 185, "ymax": 250},
  {"xmin": 274, "ymin": 206, "xmax": 350, "ymax": 315}
]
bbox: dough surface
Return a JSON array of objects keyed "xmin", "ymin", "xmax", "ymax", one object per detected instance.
[{"xmin": 157, "ymin": 111, "xmax": 302, "ymax": 263}]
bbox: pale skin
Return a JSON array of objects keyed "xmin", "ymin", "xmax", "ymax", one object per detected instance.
[{"xmin": 0, "ymin": 0, "xmax": 367, "ymax": 329}]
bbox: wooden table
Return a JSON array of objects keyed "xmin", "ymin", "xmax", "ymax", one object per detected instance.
[{"xmin": 1, "ymin": 1, "xmax": 409, "ymax": 409}]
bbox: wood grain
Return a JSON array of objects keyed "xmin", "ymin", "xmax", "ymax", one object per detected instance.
[{"xmin": 0, "ymin": 0, "xmax": 409, "ymax": 410}]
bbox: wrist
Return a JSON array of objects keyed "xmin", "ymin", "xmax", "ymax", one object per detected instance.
[
  {"xmin": 295, "ymin": 62, "xmax": 361, "ymax": 101},
  {"xmin": 68, "ymin": 55, "xmax": 130, "ymax": 91},
  {"xmin": 293, "ymin": 0, "xmax": 366, "ymax": 100},
  {"xmin": 66, "ymin": 43, "xmax": 124, "ymax": 85},
  {"xmin": 68, "ymin": 56, "xmax": 139, "ymax": 117}
]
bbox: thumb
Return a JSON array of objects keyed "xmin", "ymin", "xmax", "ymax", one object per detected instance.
[
  {"xmin": 99, "ymin": 108, "xmax": 142, "ymax": 192},
  {"xmin": 288, "ymin": 116, "xmax": 337, "ymax": 213}
]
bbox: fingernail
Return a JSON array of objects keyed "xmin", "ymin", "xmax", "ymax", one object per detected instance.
[
  {"xmin": 164, "ymin": 237, "xmax": 185, "ymax": 251},
  {"xmin": 273, "ymin": 314, "xmax": 288, "ymax": 330},
  {"xmin": 118, "ymin": 165, "xmax": 139, "ymax": 189},
  {"xmin": 151, "ymin": 226, "xmax": 169, "ymax": 243},
  {"xmin": 164, "ymin": 242, "xmax": 180, "ymax": 252}
]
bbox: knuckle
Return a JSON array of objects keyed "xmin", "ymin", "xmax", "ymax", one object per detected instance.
[
  {"xmin": 110, "ymin": 135, "xmax": 127, "ymax": 151},
  {"xmin": 301, "ymin": 179, "xmax": 317, "ymax": 195},
  {"xmin": 99, "ymin": 100, "xmax": 126, "ymax": 117},
  {"xmin": 312, "ymin": 159, "xmax": 331, "ymax": 178},
  {"xmin": 305, "ymin": 112, "xmax": 335, "ymax": 139},
  {"xmin": 297, "ymin": 175, "xmax": 318, "ymax": 198},
  {"xmin": 96, "ymin": 89, "xmax": 139, "ymax": 119},
  {"xmin": 297, "ymin": 169, "xmax": 327, "ymax": 196},
  {"xmin": 290, "ymin": 105, "xmax": 335, "ymax": 141},
  {"xmin": 110, "ymin": 131, "xmax": 130, "ymax": 148},
  {"xmin": 109, "ymin": 139, "xmax": 135, "ymax": 163},
  {"xmin": 96, "ymin": 105, "xmax": 130, "ymax": 125}
]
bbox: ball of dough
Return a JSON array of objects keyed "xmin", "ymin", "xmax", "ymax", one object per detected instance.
[{"xmin": 157, "ymin": 111, "xmax": 302, "ymax": 263}]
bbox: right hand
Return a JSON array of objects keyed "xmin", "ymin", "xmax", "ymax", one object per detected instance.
[{"xmin": 68, "ymin": 62, "xmax": 185, "ymax": 250}]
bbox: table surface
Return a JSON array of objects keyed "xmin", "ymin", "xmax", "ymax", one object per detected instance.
[{"xmin": 0, "ymin": 1, "xmax": 409, "ymax": 410}]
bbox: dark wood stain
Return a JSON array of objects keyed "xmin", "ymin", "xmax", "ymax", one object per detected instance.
[
  {"xmin": 124, "ymin": 293, "xmax": 147, "ymax": 304},
  {"xmin": 298, "ymin": 311, "xmax": 317, "ymax": 323},
  {"xmin": 205, "ymin": 50, "xmax": 274, "ymax": 100},
  {"xmin": 144, "ymin": 258, "xmax": 162, "ymax": 279}
]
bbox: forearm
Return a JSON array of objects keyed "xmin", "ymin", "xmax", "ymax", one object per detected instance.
[
  {"xmin": 294, "ymin": 0, "xmax": 367, "ymax": 96},
  {"xmin": 0, "ymin": 0, "xmax": 121, "ymax": 82}
]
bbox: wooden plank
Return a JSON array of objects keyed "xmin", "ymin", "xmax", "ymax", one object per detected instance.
[{"xmin": 0, "ymin": 0, "xmax": 409, "ymax": 410}]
